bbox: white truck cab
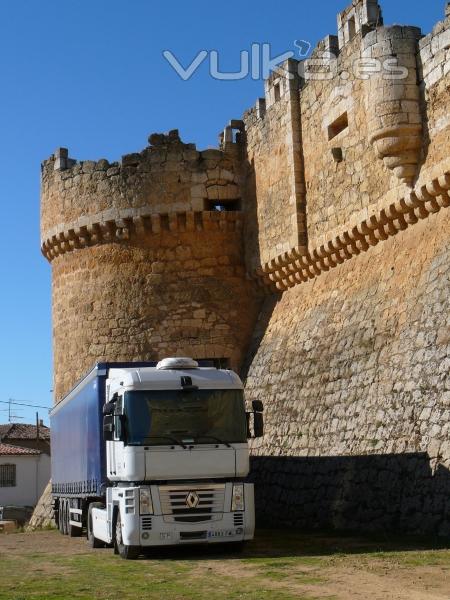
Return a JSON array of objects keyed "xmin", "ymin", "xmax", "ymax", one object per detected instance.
[{"xmin": 89, "ymin": 358, "xmax": 263, "ymax": 558}]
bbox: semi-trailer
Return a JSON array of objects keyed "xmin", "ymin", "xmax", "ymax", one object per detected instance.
[{"xmin": 51, "ymin": 357, "xmax": 263, "ymax": 559}]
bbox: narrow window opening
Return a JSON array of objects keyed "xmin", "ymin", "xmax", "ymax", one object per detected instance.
[
  {"xmin": 204, "ymin": 199, "xmax": 241, "ymax": 212},
  {"xmin": 231, "ymin": 128, "xmax": 241, "ymax": 143},
  {"xmin": 331, "ymin": 147, "xmax": 343, "ymax": 163},
  {"xmin": 328, "ymin": 112, "xmax": 349, "ymax": 141},
  {"xmin": 348, "ymin": 16, "xmax": 356, "ymax": 41},
  {"xmin": 273, "ymin": 82, "xmax": 281, "ymax": 102},
  {"xmin": 196, "ymin": 358, "xmax": 231, "ymax": 369}
]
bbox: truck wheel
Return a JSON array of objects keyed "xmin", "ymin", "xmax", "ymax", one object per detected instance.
[
  {"xmin": 87, "ymin": 502, "xmax": 104, "ymax": 548},
  {"xmin": 115, "ymin": 511, "xmax": 140, "ymax": 560}
]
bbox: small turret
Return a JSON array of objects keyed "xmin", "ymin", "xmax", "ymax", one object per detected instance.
[{"xmin": 337, "ymin": 0, "xmax": 383, "ymax": 49}]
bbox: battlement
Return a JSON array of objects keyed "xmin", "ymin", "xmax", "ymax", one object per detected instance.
[
  {"xmin": 337, "ymin": 0, "xmax": 383, "ymax": 49},
  {"xmin": 242, "ymin": 0, "xmax": 450, "ymax": 277},
  {"xmin": 41, "ymin": 130, "xmax": 244, "ymax": 252}
]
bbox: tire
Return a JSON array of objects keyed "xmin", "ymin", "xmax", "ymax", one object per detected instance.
[
  {"xmin": 114, "ymin": 510, "xmax": 140, "ymax": 560},
  {"xmin": 68, "ymin": 500, "xmax": 82, "ymax": 538},
  {"xmin": 61, "ymin": 499, "xmax": 68, "ymax": 536},
  {"xmin": 57, "ymin": 500, "xmax": 64, "ymax": 535},
  {"xmin": 87, "ymin": 502, "xmax": 104, "ymax": 549}
]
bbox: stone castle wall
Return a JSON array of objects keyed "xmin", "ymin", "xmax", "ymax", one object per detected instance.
[
  {"xmin": 247, "ymin": 204, "xmax": 450, "ymax": 534},
  {"xmin": 300, "ymin": 25, "xmax": 422, "ymax": 249},
  {"xmin": 37, "ymin": 0, "xmax": 450, "ymax": 535},
  {"xmin": 243, "ymin": 1, "xmax": 450, "ymax": 535},
  {"xmin": 419, "ymin": 13, "xmax": 450, "ymax": 171},
  {"xmin": 243, "ymin": 62, "xmax": 306, "ymax": 272}
]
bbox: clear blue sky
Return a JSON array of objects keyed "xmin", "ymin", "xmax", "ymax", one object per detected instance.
[{"xmin": 0, "ymin": 1, "xmax": 442, "ymax": 426}]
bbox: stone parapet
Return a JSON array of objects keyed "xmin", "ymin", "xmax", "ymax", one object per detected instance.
[
  {"xmin": 41, "ymin": 131, "xmax": 243, "ymax": 236},
  {"xmin": 418, "ymin": 14, "xmax": 450, "ymax": 89}
]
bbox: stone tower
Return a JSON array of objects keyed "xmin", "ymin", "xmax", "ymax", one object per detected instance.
[{"xmin": 40, "ymin": 129, "xmax": 261, "ymax": 401}]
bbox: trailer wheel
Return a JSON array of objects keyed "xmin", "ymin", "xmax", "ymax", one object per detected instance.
[
  {"xmin": 56, "ymin": 500, "xmax": 64, "ymax": 535},
  {"xmin": 114, "ymin": 511, "xmax": 140, "ymax": 560},
  {"xmin": 87, "ymin": 502, "xmax": 104, "ymax": 548},
  {"xmin": 61, "ymin": 499, "xmax": 69, "ymax": 536}
]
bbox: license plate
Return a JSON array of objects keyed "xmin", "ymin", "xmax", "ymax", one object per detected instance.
[{"xmin": 207, "ymin": 530, "xmax": 234, "ymax": 538}]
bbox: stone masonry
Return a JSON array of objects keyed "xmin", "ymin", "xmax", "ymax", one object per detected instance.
[
  {"xmin": 35, "ymin": 0, "xmax": 450, "ymax": 534},
  {"xmin": 41, "ymin": 130, "xmax": 262, "ymax": 400}
]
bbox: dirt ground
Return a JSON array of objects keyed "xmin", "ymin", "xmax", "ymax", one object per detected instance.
[{"xmin": 1, "ymin": 529, "xmax": 450, "ymax": 600}]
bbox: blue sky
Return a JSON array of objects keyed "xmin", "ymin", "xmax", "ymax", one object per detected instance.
[{"xmin": 0, "ymin": 1, "xmax": 443, "ymax": 426}]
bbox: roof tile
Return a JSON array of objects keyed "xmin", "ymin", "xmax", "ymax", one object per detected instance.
[
  {"xmin": 0, "ymin": 443, "xmax": 41, "ymax": 456},
  {"xmin": 0, "ymin": 423, "xmax": 50, "ymax": 440}
]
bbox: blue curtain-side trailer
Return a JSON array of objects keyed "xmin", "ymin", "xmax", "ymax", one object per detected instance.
[{"xmin": 50, "ymin": 362, "xmax": 156, "ymax": 536}]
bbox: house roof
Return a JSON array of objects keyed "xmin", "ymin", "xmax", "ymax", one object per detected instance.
[
  {"xmin": 0, "ymin": 423, "xmax": 50, "ymax": 441},
  {"xmin": 0, "ymin": 443, "xmax": 41, "ymax": 456}
]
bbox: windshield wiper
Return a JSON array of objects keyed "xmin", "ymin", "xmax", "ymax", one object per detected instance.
[
  {"xmin": 193, "ymin": 435, "xmax": 232, "ymax": 448},
  {"xmin": 143, "ymin": 435, "xmax": 188, "ymax": 449}
]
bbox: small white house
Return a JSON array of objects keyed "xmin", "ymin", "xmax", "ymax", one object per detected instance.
[{"xmin": 0, "ymin": 443, "xmax": 50, "ymax": 507}]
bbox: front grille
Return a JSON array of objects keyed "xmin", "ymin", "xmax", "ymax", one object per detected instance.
[
  {"xmin": 173, "ymin": 515, "xmax": 211, "ymax": 523},
  {"xmin": 180, "ymin": 530, "xmax": 207, "ymax": 540},
  {"xmin": 159, "ymin": 484, "xmax": 225, "ymax": 523},
  {"xmin": 141, "ymin": 516, "xmax": 152, "ymax": 531},
  {"xmin": 234, "ymin": 513, "xmax": 244, "ymax": 527}
]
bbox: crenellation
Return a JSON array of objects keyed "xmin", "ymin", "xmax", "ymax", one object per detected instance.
[
  {"xmin": 53, "ymin": 147, "xmax": 77, "ymax": 171},
  {"xmin": 318, "ymin": 34, "xmax": 339, "ymax": 57},
  {"xmin": 337, "ymin": 0, "xmax": 383, "ymax": 50}
]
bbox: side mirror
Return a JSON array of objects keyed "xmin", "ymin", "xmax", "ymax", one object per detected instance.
[
  {"xmin": 254, "ymin": 412, "xmax": 264, "ymax": 438},
  {"xmin": 103, "ymin": 402, "xmax": 115, "ymax": 416},
  {"xmin": 245, "ymin": 412, "xmax": 251, "ymax": 438},
  {"xmin": 103, "ymin": 414, "xmax": 114, "ymax": 441}
]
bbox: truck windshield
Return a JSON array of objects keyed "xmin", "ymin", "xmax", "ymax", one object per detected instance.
[{"xmin": 123, "ymin": 389, "xmax": 247, "ymax": 445}]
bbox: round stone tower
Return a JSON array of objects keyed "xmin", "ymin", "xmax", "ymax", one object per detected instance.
[{"xmin": 41, "ymin": 129, "xmax": 261, "ymax": 401}]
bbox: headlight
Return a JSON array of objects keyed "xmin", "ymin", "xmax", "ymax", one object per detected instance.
[
  {"xmin": 231, "ymin": 483, "xmax": 245, "ymax": 512},
  {"xmin": 139, "ymin": 488, "xmax": 153, "ymax": 515}
]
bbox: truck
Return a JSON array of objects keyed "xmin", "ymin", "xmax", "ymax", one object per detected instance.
[{"xmin": 50, "ymin": 357, "xmax": 263, "ymax": 559}]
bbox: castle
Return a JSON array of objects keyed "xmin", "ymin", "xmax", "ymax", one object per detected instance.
[{"xmin": 34, "ymin": 0, "xmax": 450, "ymax": 534}]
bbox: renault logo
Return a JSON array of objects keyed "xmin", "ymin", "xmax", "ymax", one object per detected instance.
[{"xmin": 185, "ymin": 491, "xmax": 200, "ymax": 509}]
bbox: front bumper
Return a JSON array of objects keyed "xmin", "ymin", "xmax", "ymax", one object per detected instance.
[
  {"xmin": 138, "ymin": 512, "xmax": 252, "ymax": 546},
  {"xmin": 120, "ymin": 483, "xmax": 255, "ymax": 547}
]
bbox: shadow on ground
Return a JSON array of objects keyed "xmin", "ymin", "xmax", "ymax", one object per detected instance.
[{"xmin": 138, "ymin": 527, "xmax": 450, "ymax": 561}]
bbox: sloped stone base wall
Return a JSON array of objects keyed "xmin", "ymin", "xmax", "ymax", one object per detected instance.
[
  {"xmin": 250, "ymin": 454, "xmax": 450, "ymax": 535},
  {"xmin": 26, "ymin": 482, "xmax": 54, "ymax": 530}
]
